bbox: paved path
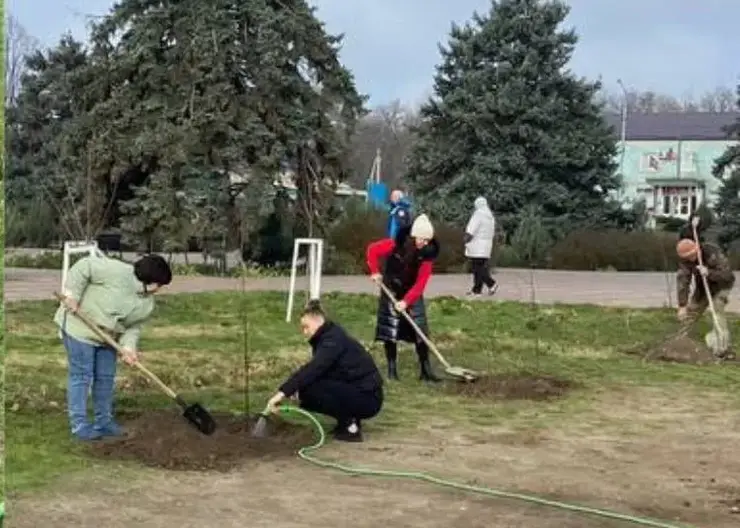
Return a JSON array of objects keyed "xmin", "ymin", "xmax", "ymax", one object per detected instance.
[{"xmin": 6, "ymin": 267, "xmax": 740, "ymax": 312}]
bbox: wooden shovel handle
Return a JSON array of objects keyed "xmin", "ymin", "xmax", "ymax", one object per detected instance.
[
  {"xmin": 375, "ymin": 280, "xmax": 452, "ymax": 369},
  {"xmin": 54, "ymin": 292, "xmax": 178, "ymax": 399},
  {"xmin": 690, "ymin": 227, "xmax": 722, "ymax": 331}
]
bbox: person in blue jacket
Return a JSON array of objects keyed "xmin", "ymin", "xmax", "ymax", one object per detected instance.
[{"xmin": 387, "ymin": 189, "xmax": 413, "ymax": 239}]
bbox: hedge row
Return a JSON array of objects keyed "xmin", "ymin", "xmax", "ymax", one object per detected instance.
[
  {"xmin": 324, "ymin": 212, "xmax": 740, "ymax": 273},
  {"xmin": 6, "ymin": 211, "xmax": 740, "ymax": 274}
]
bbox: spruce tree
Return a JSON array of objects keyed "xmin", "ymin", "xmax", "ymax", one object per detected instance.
[
  {"xmin": 406, "ymin": 0, "xmax": 621, "ymax": 237},
  {"xmin": 6, "ymin": 35, "xmax": 96, "ymax": 240},
  {"xmin": 7, "ymin": 0, "xmax": 365, "ymax": 248},
  {"xmin": 712, "ymin": 84, "xmax": 740, "ymax": 250}
]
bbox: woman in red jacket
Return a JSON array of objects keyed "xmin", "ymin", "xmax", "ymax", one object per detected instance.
[{"xmin": 366, "ymin": 214, "xmax": 441, "ymax": 382}]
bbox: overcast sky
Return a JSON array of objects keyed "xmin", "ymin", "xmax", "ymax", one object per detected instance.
[{"xmin": 10, "ymin": 0, "xmax": 739, "ymax": 106}]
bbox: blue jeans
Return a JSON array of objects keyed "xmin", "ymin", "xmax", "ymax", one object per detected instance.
[{"xmin": 63, "ymin": 333, "xmax": 120, "ymax": 438}]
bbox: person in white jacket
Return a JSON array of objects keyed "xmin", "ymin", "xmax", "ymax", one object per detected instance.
[{"xmin": 464, "ymin": 196, "xmax": 498, "ymax": 296}]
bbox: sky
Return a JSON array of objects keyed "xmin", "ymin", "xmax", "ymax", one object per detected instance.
[{"xmin": 9, "ymin": 0, "xmax": 740, "ymax": 107}]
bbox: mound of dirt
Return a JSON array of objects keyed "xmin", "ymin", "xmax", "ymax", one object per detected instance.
[
  {"xmin": 445, "ymin": 374, "xmax": 575, "ymax": 401},
  {"xmin": 88, "ymin": 411, "xmax": 316, "ymax": 471},
  {"xmin": 646, "ymin": 335, "xmax": 716, "ymax": 365}
]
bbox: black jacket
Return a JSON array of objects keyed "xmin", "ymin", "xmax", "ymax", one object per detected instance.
[
  {"xmin": 375, "ymin": 226, "xmax": 439, "ymax": 343},
  {"xmin": 279, "ymin": 321, "xmax": 383, "ymax": 397},
  {"xmin": 383, "ymin": 225, "xmax": 440, "ymax": 299}
]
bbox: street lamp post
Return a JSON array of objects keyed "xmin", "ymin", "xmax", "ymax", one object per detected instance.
[{"xmin": 616, "ymin": 79, "xmax": 628, "ymax": 200}]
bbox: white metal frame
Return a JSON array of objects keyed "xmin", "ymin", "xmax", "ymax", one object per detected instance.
[
  {"xmin": 286, "ymin": 238, "xmax": 324, "ymax": 322},
  {"xmin": 61, "ymin": 240, "xmax": 104, "ymax": 293}
]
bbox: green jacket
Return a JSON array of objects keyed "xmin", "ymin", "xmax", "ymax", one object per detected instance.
[
  {"xmin": 54, "ymin": 256, "xmax": 156, "ymax": 350},
  {"xmin": 676, "ymin": 242, "xmax": 736, "ymax": 306}
]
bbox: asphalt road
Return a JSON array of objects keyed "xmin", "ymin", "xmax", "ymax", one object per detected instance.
[{"xmin": 6, "ymin": 266, "xmax": 739, "ymax": 312}]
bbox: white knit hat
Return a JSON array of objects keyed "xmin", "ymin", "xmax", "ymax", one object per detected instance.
[{"xmin": 410, "ymin": 214, "xmax": 434, "ymax": 240}]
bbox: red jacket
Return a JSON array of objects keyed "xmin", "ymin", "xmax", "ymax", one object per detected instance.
[{"xmin": 366, "ymin": 238, "xmax": 433, "ymax": 306}]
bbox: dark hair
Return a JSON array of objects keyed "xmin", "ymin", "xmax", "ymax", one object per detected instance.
[
  {"xmin": 134, "ymin": 254, "xmax": 173, "ymax": 286},
  {"xmin": 301, "ymin": 299, "xmax": 325, "ymax": 318}
]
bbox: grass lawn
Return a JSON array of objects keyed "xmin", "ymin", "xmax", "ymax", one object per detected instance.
[{"xmin": 5, "ymin": 291, "xmax": 740, "ymax": 526}]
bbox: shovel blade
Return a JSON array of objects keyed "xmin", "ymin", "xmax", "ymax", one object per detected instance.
[
  {"xmin": 705, "ymin": 329, "xmax": 730, "ymax": 357},
  {"xmin": 250, "ymin": 414, "xmax": 270, "ymax": 438},
  {"xmin": 183, "ymin": 403, "xmax": 217, "ymax": 435},
  {"xmin": 445, "ymin": 366, "xmax": 478, "ymax": 383}
]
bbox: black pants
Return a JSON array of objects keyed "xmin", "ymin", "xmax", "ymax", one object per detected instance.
[
  {"xmin": 469, "ymin": 257, "xmax": 495, "ymax": 293},
  {"xmin": 299, "ymin": 379, "xmax": 383, "ymax": 425},
  {"xmin": 384, "ymin": 340, "xmax": 430, "ymax": 363}
]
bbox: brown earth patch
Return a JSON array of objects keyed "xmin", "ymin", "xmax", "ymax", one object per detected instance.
[
  {"xmin": 444, "ymin": 374, "xmax": 576, "ymax": 400},
  {"xmin": 87, "ymin": 410, "xmax": 315, "ymax": 471}
]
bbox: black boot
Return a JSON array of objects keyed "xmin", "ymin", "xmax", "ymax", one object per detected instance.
[
  {"xmin": 419, "ymin": 359, "xmax": 442, "ymax": 382},
  {"xmin": 416, "ymin": 343, "xmax": 442, "ymax": 383},
  {"xmin": 333, "ymin": 419, "xmax": 363, "ymax": 442},
  {"xmin": 384, "ymin": 342, "xmax": 399, "ymax": 380}
]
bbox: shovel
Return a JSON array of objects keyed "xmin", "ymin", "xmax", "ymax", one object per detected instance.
[
  {"xmin": 250, "ymin": 404, "xmax": 272, "ymax": 438},
  {"xmin": 54, "ymin": 292, "xmax": 217, "ymax": 435},
  {"xmin": 692, "ymin": 226, "xmax": 730, "ymax": 357},
  {"xmin": 376, "ymin": 281, "xmax": 478, "ymax": 382},
  {"xmin": 250, "ymin": 402, "xmax": 295, "ymax": 438}
]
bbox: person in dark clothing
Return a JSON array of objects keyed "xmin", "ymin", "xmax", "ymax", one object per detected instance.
[
  {"xmin": 265, "ymin": 301, "xmax": 383, "ymax": 442},
  {"xmin": 387, "ymin": 189, "xmax": 413, "ymax": 239},
  {"xmin": 675, "ymin": 219, "xmax": 736, "ymax": 359},
  {"xmin": 366, "ymin": 213, "xmax": 442, "ymax": 383}
]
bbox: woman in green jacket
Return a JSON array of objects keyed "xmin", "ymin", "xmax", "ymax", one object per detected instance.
[{"xmin": 54, "ymin": 254, "xmax": 172, "ymax": 440}]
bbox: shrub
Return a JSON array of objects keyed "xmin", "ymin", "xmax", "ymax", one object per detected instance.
[
  {"xmin": 509, "ymin": 205, "xmax": 553, "ymax": 267},
  {"xmin": 549, "ymin": 229, "xmax": 678, "ymax": 271},
  {"xmin": 5, "ymin": 200, "xmax": 60, "ymax": 247},
  {"xmin": 6, "ymin": 251, "xmax": 67, "ymax": 269},
  {"xmin": 323, "ymin": 250, "xmax": 362, "ymax": 275},
  {"xmin": 493, "ymin": 245, "xmax": 527, "ymax": 268},
  {"xmin": 325, "ymin": 208, "xmax": 471, "ymax": 274},
  {"xmin": 325, "ymin": 208, "xmax": 387, "ymax": 274},
  {"xmin": 430, "ymin": 222, "xmax": 467, "ymax": 273},
  {"xmin": 5, "ymin": 250, "xmax": 121, "ymax": 270},
  {"xmin": 654, "ymin": 216, "xmax": 686, "ymax": 233}
]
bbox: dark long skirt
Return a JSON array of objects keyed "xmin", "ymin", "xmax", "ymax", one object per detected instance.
[{"xmin": 374, "ymin": 290, "xmax": 429, "ymax": 343}]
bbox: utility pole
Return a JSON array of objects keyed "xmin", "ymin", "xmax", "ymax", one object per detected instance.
[{"xmin": 616, "ymin": 79, "xmax": 629, "ymax": 197}]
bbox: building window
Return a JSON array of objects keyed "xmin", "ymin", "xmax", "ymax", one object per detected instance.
[
  {"xmin": 656, "ymin": 186, "xmax": 701, "ymax": 218},
  {"xmin": 680, "ymin": 195, "xmax": 689, "ymax": 215}
]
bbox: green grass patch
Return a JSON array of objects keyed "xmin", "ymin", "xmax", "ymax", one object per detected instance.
[{"xmin": 6, "ymin": 291, "xmax": 740, "ymax": 496}]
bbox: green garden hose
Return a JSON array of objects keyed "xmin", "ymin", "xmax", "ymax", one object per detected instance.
[{"xmin": 279, "ymin": 405, "xmax": 695, "ymax": 528}]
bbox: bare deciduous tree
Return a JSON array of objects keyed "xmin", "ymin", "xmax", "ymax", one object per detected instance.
[
  {"xmin": 5, "ymin": 15, "xmax": 39, "ymax": 107},
  {"xmin": 346, "ymin": 99, "xmax": 420, "ymax": 189},
  {"xmin": 709, "ymin": 86, "xmax": 736, "ymax": 112},
  {"xmin": 599, "ymin": 86, "xmax": 737, "ymax": 114}
]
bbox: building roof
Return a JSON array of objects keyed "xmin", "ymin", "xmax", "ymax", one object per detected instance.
[{"xmin": 604, "ymin": 111, "xmax": 740, "ymax": 141}]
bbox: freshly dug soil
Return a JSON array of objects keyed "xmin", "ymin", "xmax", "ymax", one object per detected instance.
[
  {"xmin": 88, "ymin": 411, "xmax": 316, "ymax": 471},
  {"xmin": 622, "ymin": 329, "xmax": 739, "ymax": 365},
  {"xmin": 444, "ymin": 374, "xmax": 575, "ymax": 401},
  {"xmin": 644, "ymin": 335, "xmax": 725, "ymax": 365},
  {"xmin": 653, "ymin": 335, "xmax": 714, "ymax": 364}
]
